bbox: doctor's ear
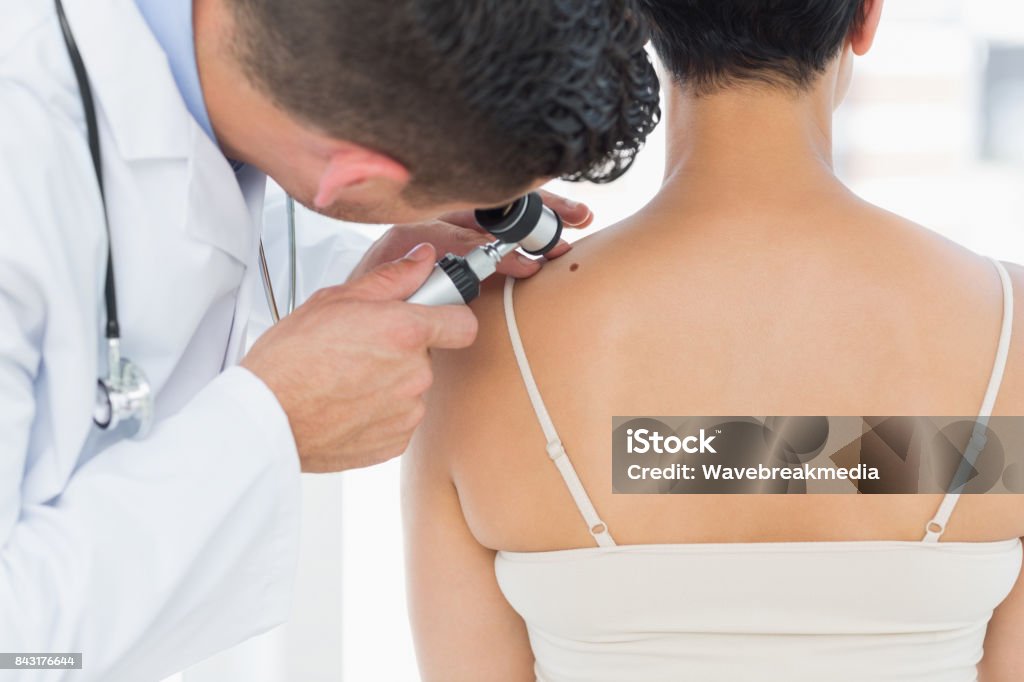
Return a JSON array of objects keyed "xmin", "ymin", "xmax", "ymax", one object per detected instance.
[
  {"xmin": 313, "ymin": 145, "xmax": 411, "ymax": 210},
  {"xmin": 850, "ymin": 0, "xmax": 884, "ymax": 56}
]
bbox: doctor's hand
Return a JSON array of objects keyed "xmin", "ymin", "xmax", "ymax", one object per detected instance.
[
  {"xmin": 241, "ymin": 243, "xmax": 477, "ymax": 472},
  {"xmin": 347, "ymin": 190, "xmax": 593, "ymax": 282}
]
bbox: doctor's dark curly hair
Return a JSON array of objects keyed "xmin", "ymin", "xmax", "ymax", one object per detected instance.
[{"xmin": 228, "ymin": 0, "xmax": 661, "ymax": 204}]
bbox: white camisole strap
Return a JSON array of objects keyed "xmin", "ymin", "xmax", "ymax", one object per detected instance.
[
  {"xmin": 503, "ymin": 277, "xmax": 616, "ymax": 547},
  {"xmin": 923, "ymin": 257, "xmax": 1015, "ymax": 542}
]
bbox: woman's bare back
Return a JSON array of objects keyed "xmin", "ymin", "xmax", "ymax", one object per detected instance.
[{"xmin": 429, "ymin": 188, "xmax": 1024, "ymax": 553}]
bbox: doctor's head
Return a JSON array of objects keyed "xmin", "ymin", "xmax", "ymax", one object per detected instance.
[{"xmin": 194, "ymin": 0, "xmax": 660, "ymax": 223}]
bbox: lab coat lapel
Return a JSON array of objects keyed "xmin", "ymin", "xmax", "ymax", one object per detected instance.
[
  {"xmin": 222, "ymin": 165, "xmax": 268, "ymax": 368},
  {"xmin": 61, "ymin": 0, "xmax": 267, "ymax": 385},
  {"xmin": 65, "ymin": 0, "xmax": 257, "ymax": 266},
  {"xmin": 184, "ymin": 138, "xmax": 258, "ymax": 266},
  {"xmin": 183, "ymin": 133, "xmax": 266, "ymax": 369},
  {"xmin": 70, "ymin": 0, "xmax": 261, "ymax": 367},
  {"xmin": 60, "ymin": 0, "xmax": 192, "ymax": 162}
]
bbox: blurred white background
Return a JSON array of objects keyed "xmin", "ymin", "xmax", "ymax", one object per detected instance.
[{"xmin": 175, "ymin": 2, "xmax": 1023, "ymax": 680}]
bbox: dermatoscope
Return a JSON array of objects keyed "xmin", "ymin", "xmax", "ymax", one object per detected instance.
[
  {"xmin": 59, "ymin": 0, "xmax": 559, "ymax": 438},
  {"xmin": 261, "ymin": 191, "xmax": 563, "ymax": 324},
  {"xmin": 405, "ymin": 191, "xmax": 564, "ymax": 306}
]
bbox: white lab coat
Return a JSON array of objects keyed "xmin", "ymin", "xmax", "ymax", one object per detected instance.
[{"xmin": 0, "ymin": 0, "xmax": 337, "ymax": 679}]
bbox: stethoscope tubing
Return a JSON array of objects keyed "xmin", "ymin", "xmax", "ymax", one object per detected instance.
[{"xmin": 259, "ymin": 196, "xmax": 298, "ymax": 325}]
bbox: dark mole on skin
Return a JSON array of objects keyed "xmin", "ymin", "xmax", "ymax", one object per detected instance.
[{"xmin": 570, "ymin": 263, "xmax": 580, "ymax": 272}]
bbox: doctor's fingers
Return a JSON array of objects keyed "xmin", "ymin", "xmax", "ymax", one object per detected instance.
[
  {"xmin": 536, "ymin": 189, "xmax": 594, "ymax": 228},
  {"xmin": 493, "ymin": 239, "xmax": 574, "ymax": 278},
  {"xmin": 340, "ymin": 436, "xmax": 419, "ymax": 471},
  {"xmin": 339, "ymin": 241, "xmax": 440, "ymax": 302},
  {"xmin": 303, "ymin": 415, "xmax": 423, "ymax": 472},
  {"xmin": 423, "ymin": 223, "xmax": 556, "ymax": 278},
  {"xmin": 400, "ymin": 304, "xmax": 479, "ymax": 351},
  {"xmin": 305, "ymin": 294, "xmax": 477, "ymax": 354},
  {"xmin": 346, "ymin": 401, "xmax": 430, "ymax": 461},
  {"xmin": 370, "ymin": 220, "xmax": 569, "ymax": 278},
  {"xmin": 389, "ymin": 221, "xmax": 552, "ymax": 278},
  {"xmin": 435, "ymin": 188, "xmax": 594, "ymax": 230}
]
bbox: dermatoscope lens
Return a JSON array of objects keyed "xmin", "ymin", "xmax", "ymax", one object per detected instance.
[{"xmin": 474, "ymin": 192, "xmax": 563, "ymax": 256}]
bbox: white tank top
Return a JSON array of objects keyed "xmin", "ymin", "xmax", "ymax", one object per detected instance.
[{"xmin": 495, "ymin": 257, "xmax": 1022, "ymax": 682}]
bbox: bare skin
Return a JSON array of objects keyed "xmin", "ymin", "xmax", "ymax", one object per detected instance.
[
  {"xmin": 190, "ymin": 0, "xmax": 596, "ymax": 473},
  {"xmin": 404, "ymin": 6, "xmax": 1024, "ymax": 680}
]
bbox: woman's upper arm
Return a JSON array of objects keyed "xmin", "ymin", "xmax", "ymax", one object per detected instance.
[{"xmin": 401, "ymin": 342, "xmax": 535, "ymax": 682}]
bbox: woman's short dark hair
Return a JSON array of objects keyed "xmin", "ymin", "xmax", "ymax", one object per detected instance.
[
  {"xmin": 638, "ymin": 0, "xmax": 867, "ymax": 95},
  {"xmin": 227, "ymin": 0, "xmax": 661, "ymax": 204}
]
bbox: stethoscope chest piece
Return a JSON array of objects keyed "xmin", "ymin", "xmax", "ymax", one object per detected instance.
[{"xmin": 93, "ymin": 339, "xmax": 153, "ymax": 438}]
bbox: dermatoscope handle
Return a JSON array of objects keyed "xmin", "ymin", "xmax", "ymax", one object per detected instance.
[
  {"xmin": 405, "ymin": 242, "xmax": 518, "ymax": 306},
  {"xmin": 404, "ymin": 192, "xmax": 563, "ymax": 307}
]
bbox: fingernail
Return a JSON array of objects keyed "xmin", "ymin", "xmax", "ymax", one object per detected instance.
[
  {"xmin": 517, "ymin": 254, "xmax": 539, "ymax": 268},
  {"xmin": 564, "ymin": 199, "xmax": 581, "ymax": 210},
  {"xmin": 405, "ymin": 243, "xmax": 432, "ymax": 262},
  {"xmin": 565, "ymin": 209, "xmax": 592, "ymax": 227}
]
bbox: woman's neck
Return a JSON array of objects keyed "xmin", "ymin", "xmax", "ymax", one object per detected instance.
[{"xmin": 657, "ymin": 80, "xmax": 845, "ymax": 207}]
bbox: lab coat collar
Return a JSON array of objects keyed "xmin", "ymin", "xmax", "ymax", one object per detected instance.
[
  {"xmin": 185, "ymin": 141, "xmax": 262, "ymax": 266},
  {"xmin": 62, "ymin": 0, "xmax": 258, "ymax": 264},
  {"xmin": 60, "ymin": 0, "xmax": 192, "ymax": 162}
]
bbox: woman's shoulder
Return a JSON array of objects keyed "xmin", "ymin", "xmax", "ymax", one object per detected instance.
[
  {"xmin": 446, "ymin": 201, "xmax": 1024, "ymax": 418},
  {"xmin": 994, "ymin": 258, "xmax": 1023, "ymax": 415}
]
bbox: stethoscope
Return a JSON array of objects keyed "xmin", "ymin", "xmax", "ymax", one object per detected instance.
[
  {"xmin": 57, "ymin": 0, "xmax": 154, "ymax": 438},
  {"xmin": 57, "ymin": 0, "xmax": 298, "ymax": 438},
  {"xmin": 56, "ymin": 0, "xmax": 562, "ymax": 440},
  {"xmin": 258, "ymin": 196, "xmax": 298, "ymax": 325}
]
